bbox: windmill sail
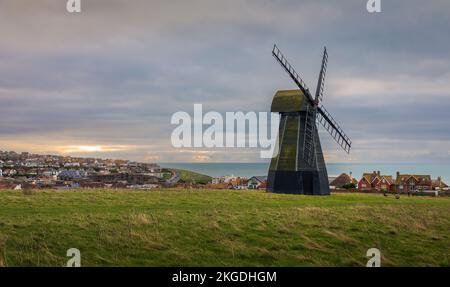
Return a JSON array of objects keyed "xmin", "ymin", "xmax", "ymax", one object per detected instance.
[
  {"xmin": 315, "ymin": 47, "xmax": 328, "ymax": 103},
  {"xmin": 317, "ymin": 105, "xmax": 352, "ymax": 153},
  {"xmin": 303, "ymin": 104, "xmax": 317, "ymax": 166},
  {"xmin": 272, "ymin": 45, "xmax": 314, "ymax": 103}
]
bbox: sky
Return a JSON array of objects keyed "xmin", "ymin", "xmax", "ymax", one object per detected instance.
[{"xmin": 0, "ymin": 0, "xmax": 449, "ymax": 163}]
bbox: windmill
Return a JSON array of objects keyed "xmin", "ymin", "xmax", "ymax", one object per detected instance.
[{"xmin": 267, "ymin": 45, "xmax": 351, "ymax": 195}]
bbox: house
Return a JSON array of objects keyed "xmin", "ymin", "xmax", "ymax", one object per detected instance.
[
  {"xmin": 64, "ymin": 162, "xmax": 80, "ymax": 168},
  {"xmin": 147, "ymin": 171, "xmax": 164, "ymax": 179},
  {"xmin": 127, "ymin": 161, "xmax": 139, "ymax": 168},
  {"xmin": 227, "ymin": 177, "xmax": 248, "ymax": 190},
  {"xmin": 222, "ymin": 175, "xmax": 238, "ymax": 184},
  {"xmin": 206, "ymin": 177, "xmax": 249, "ymax": 190},
  {"xmin": 57, "ymin": 169, "xmax": 86, "ymax": 181},
  {"xmin": 329, "ymin": 172, "xmax": 357, "ymax": 189},
  {"xmin": 358, "ymin": 171, "xmax": 395, "ymax": 191},
  {"xmin": 24, "ymin": 159, "xmax": 40, "ymax": 168},
  {"xmin": 374, "ymin": 175, "xmax": 394, "ymax": 191},
  {"xmin": 40, "ymin": 169, "xmax": 58, "ymax": 179},
  {"xmin": 233, "ymin": 178, "xmax": 249, "ymax": 190},
  {"xmin": 211, "ymin": 175, "xmax": 239, "ymax": 185},
  {"xmin": 0, "ymin": 169, "xmax": 2, "ymax": 177},
  {"xmin": 395, "ymin": 172, "xmax": 432, "ymax": 193},
  {"xmin": 358, "ymin": 171, "xmax": 379, "ymax": 191},
  {"xmin": 3, "ymin": 169, "xmax": 17, "ymax": 176},
  {"xmin": 432, "ymin": 177, "xmax": 448, "ymax": 191},
  {"xmin": 247, "ymin": 176, "xmax": 267, "ymax": 189}
]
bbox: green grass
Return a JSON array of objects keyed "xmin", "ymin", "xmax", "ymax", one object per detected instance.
[
  {"xmin": 0, "ymin": 189, "xmax": 449, "ymax": 267},
  {"xmin": 172, "ymin": 169, "xmax": 212, "ymax": 184}
]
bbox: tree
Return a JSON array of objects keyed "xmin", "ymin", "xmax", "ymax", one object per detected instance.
[{"xmin": 342, "ymin": 182, "xmax": 356, "ymax": 189}]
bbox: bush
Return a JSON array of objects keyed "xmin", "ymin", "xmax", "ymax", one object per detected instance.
[{"xmin": 342, "ymin": 182, "xmax": 356, "ymax": 189}]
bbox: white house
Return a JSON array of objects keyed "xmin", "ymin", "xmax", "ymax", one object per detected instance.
[
  {"xmin": 247, "ymin": 176, "xmax": 267, "ymax": 189},
  {"xmin": 4, "ymin": 169, "xmax": 17, "ymax": 176},
  {"xmin": 211, "ymin": 175, "xmax": 238, "ymax": 184},
  {"xmin": 25, "ymin": 159, "xmax": 40, "ymax": 167},
  {"xmin": 222, "ymin": 175, "xmax": 238, "ymax": 183},
  {"xmin": 146, "ymin": 172, "xmax": 164, "ymax": 179},
  {"xmin": 64, "ymin": 162, "xmax": 80, "ymax": 167}
]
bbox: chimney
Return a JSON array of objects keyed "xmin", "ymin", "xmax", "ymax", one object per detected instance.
[
  {"xmin": 438, "ymin": 176, "xmax": 441, "ymax": 182},
  {"xmin": 396, "ymin": 171, "xmax": 400, "ymax": 178},
  {"xmin": 349, "ymin": 171, "xmax": 352, "ymax": 179},
  {"xmin": 377, "ymin": 171, "xmax": 380, "ymax": 176}
]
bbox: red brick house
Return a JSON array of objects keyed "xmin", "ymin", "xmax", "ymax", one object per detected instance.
[
  {"xmin": 357, "ymin": 174, "xmax": 373, "ymax": 191},
  {"xmin": 395, "ymin": 172, "xmax": 432, "ymax": 192},
  {"xmin": 358, "ymin": 171, "xmax": 395, "ymax": 191},
  {"xmin": 374, "ymin": 175, "xmax": 394, "ymax": 191}
]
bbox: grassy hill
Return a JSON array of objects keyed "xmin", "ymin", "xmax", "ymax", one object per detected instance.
[
  {"xmin": 0, "ymin": 189, "xmax": 449, "ymax": 266},
  {"xmin": 170, "ymin": 168, "xmax": 212, "ymax": 184}
]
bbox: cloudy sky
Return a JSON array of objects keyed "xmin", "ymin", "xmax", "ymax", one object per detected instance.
[{"xmin": 0, "ymin": 0, "xmax": 449, "ymax": 163}]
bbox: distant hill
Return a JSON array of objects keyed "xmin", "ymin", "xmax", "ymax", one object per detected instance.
[{"xmin": 170, "ymin": 168, "xmax": 212, "ymax": 184}]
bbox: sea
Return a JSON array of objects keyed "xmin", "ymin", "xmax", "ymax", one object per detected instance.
[{"xmin": 161, "ymin": 162, "xmax": 450, "ymax": 183}]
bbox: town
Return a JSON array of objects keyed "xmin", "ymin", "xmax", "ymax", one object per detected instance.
[
  {"xmin": 0, "ymin": 150, "xmax": 448, "ymax": 196},
  {"xmin": 0, "ymin": 150, "xmax": 171, "ymax": 190}
]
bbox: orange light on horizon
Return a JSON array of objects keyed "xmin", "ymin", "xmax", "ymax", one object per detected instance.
[{"xmin": 58, "ymin": 145, "xmax": 130, "ymax": 153}]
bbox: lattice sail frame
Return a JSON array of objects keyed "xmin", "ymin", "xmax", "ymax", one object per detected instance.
[{"xmin": 272, "ymin": 44, "xmax": 351, "ymax": 154}]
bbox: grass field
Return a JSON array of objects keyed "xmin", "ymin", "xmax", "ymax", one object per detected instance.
[
  {"xmin": 171, "ymin": 168, "xmax": 212, "ymax": 184},
  {"xmin": 0, "ymin": 189, "xmax": 449, "ymax": 267}
]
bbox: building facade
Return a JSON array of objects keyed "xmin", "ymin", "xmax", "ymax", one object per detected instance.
[
  {"xmin": 357, "ymin": 171, "xmax": 394, "ymax": 191},
  {"xmin": 395, "ymin": 172, "xmax": 432, "ymax": 192}
]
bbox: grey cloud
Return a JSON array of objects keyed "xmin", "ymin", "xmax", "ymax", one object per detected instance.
[{"xmin": 0, "ymin": 0, "xmax": 449, "ymax": 162}]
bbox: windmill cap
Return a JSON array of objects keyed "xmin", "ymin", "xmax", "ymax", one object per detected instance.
[{"xmin": 271, "ymin": 90, "xmax": 308, "ymax": 113}]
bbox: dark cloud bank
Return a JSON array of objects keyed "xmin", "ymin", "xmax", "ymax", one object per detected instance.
[{"xmin": 0, "ymin": 0, "xmax": 449, "ymax": 163}]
